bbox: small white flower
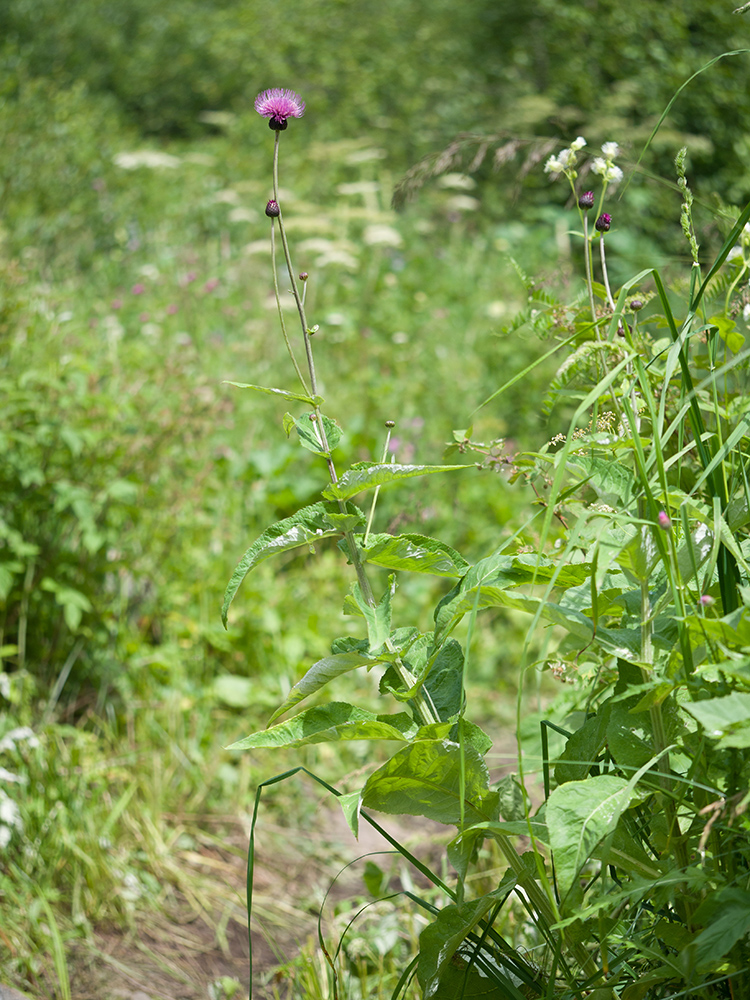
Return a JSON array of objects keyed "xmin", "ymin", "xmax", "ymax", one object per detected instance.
[
  {"xmin": 544, "ymin": 155, "xmax": 565, "ymax": 174},
  {"xmin": 591, "ymin": 158, "xmax": 623, "ymax": 186},
  {"xmin": 570, "ymin": 136, "xmax": 587, "ymax": 151},
  {"xmin": 743, "ymin": 303, "xmax": 750, "ymax": 322},
  {"xmin": 558, "ymin": 148, "xmax": 574, "ymax": 168},
  {"xmin": 0, "ymin": 727, "xmax": 39, "ymax": 753},
  {"xmin": 601, "ymin": 142, "xmax": 620, "ymax": 159}
]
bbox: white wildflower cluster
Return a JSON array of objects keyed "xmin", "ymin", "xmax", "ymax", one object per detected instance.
[
  {"xmin": 544, "ymin": 136, "xmax": 587, "ymax": 177},
  {"xmin": 591, "ymin": 141, "xmax": 624, "ymax": 187},
  {"xmin": 0, "ymin": 727, "xmax": 37, "ymax": 849},
  {"xmin": 545, "ymin": 138, "xmax": 624, "ymax": 189}
]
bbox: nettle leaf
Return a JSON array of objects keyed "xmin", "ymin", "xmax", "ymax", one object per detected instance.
[
  {"xmin": 223, "ymin": 381, "xmax": 322, "ymax": 407},
  {"xmin": 266, "ymin": 650, "xmax": 380, "ymax": 724},
  {"xmin": 546, "ymin": 774, "xmax": 636, "ymax": 902},
  {"xmin": 360, "ymin": 739, "xmax": 498, "ymax": 827},
  {"xmin": 359, "ymin": 532, "xmax": 469, "ymax": 578},
  {"xmin": 683, "ymin": 693, "xmax": 750, "ymax": 749},
  {"xmin": 226, "ymin": 703, "xmax": 418, "ymax": 750},
  {"xmin": 294, "ymin": 412, "xmax": 342, "ymax": 456},
  {"xmin": 222, "ymin": 502, "xmax": 363, "ymax": 626},
  {"xmin": 567, "ymin": 453, "xmax": 638, "ymax": 508},
  {"xmin": 322, "ymin": 462, "xmax": 466, "ymax": 501},
  {"xmin": 680, "ymin": 888, "xmax": 750, "ymax": 976}
]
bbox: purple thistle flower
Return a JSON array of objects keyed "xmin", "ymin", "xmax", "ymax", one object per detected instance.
[
  {"xmin": 578, "ymin": 191, "xmax": 595, "ymax": 210},
  {"xmin": 657, "ymin": 511, "xmax": 671, "ymax": 530},
  {"xmin": 265, "ymin": 199, "xmax": 280, "ymax": 218},
  {"xmin": 254, "ymin": 89, "xmax": 305, "ymax": 130},
  {"xmin": 595, "ymin": 213, "xmax": 612, "ymax": 233}
]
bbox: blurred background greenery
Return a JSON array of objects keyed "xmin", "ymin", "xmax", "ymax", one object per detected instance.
[{"xmin": 0, "ymin": 0, "xmax": 749, "ymax": 992}]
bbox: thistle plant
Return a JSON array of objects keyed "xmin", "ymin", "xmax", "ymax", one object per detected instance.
[{"xmin": 226, "ymin": 96, "xmax": 750, "ymax": 1000}]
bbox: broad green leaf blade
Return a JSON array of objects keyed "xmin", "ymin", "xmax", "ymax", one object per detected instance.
[
  {"xmin": 294, "ymin": 412, "xmax": 342, "ymax": 456},
  {"xmin": 359, "ymin": 532, "xmax": 470, "ymax": 578},
  {"xmin": 418, "ymin": 889, "xmax": 529, "ymax": 1000},
  {"xmin": 322, "ymin": 462, "xmax": 466, "ymax": 501},
  {"xmin": 683, "ymin": 692, "xmax": 750, "ymax": 748},
  {"xmin": 361, "ymin": 739, "xmax": 497, "ymax": 826},
  {"xmin": 266, "ymin": 651, "xmax": 377, "ymax": 724},
  {"xmin": 222, "ymin": 502, "xmax": 361, "ymax": 626},
  {"xmin": 680, "ymin": 888, "xmax": 750, "ymax": 975},
  {"xmin": 567, "ymin": 454, "xmax": 637, "ymax": 508},
  {"xmin": 546, "ymin": 774, "xmax": 635, "ymax": 901},
  {"xmin": 223, "ymin": 381, "xmax": 320, "ymax": 406},
  {"xmin": 226, "ymin": 703, "xmax": 417, "ymax": 750}
]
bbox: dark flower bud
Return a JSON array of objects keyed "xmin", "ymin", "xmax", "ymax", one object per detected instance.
[
  {"xmin": 269, "ymin": 117, "xmax": 288, "ymax": 131},
  {"xmin": 299, "ymin": 272, "xmax": 308, "ymax": 281},
  {"xmin": 630, "ymin": 299, "xmax": 644, "ymax": 311},
  {"xmin": 385, "ymin": 420, "xmax": 396, "ymax": 428},
  {"xmin": 595, "ymin": 213, "xmax": 612, "ymax": 232},
  {"xmin": 578, "ymin": 191, "xmax": 595, "ymax": 210},
  {"xmin": 265, "ymin": 200, "xmax": 280, "ymax": 218}
]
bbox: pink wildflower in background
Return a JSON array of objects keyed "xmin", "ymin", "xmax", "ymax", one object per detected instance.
[
  {"xmin": 111, "ymin": 299, "xmax": 123, "ymax": 310},
  {"xmin": 166, "ymin": 303, "xmax": 178, "ymax": 315},
  {"xmin": 254, "ymin": 88, "xmax": 305, "ymax": 130},
  {"xmin": 204, "ymin": 278, "xmax": 220, "ymax": 293},
  {"xmin": 181, "ymin": 272, "xmax": 197, "ymax": 287},
  {"xmin": 131, "ymin": 283, "xmax": 145, "ymax": 295},
  {"xmin": 139, "ymin": 312, "xmax": 150, "ymax": 322},
  {"xmin": 657, "ymin": 511, "xmax": 671, "ymax": 530}
]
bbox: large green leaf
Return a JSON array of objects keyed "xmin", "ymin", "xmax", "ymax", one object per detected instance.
[
  {"xmin": 266, "ymin": 651, "xmax": 379, "ymax": 724},
  {"xmin": 291, "ymin": 412, "xmax": 342, "ymax": 456},
  {"xmin": 567, "ymin": 454, "xmax": 637, "ymax": 508},
  {"xmin": 546, "ymin": 774, "xmax": 636, "ymax": 901},
  {"xmin": 683, "ymin": 692, "xmax": 750, "ymax": 749},
  {"xmin": 322, "ymin": 462, "xmax": 466, "ymax": 501},
  {"xmin": 360, "ymin": 739, "xmax": 498, "ymax": 826},
  {"xmin": 226, "ymin": 703, "xmax": 418, "ymax": 750},
  {"xmin": 433, "ymin": 549, "xmax": 592, "ymax": 641},
  {"xmin": 223, "ymin": 381, "xmax": 322, "ymax": 406},
  {"xmin": 418, "ymin": 885, "xmax": 535, "ymax": 1000},
  {"xmin": 359, "ymin": 532, "xmax": 469, "ymax": 578},
  {"xmin": 555, "ymin": 704, "xmax": 611, "ymax": 785},
  {"xmin": 222, "ymin": 502, "xmax": 364, "ymax": 626},
  {"xmin": 680, "ymin": 888, "xmax": 750, "ymax": 975}
]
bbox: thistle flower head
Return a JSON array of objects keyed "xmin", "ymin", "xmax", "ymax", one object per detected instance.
[
  {"xmin": 254, "ymin": 88, "xmax": 305, "ymax": 130},
  {"xmin": 595, "ymin": 213, "xmax": 612, "ymax": 232},
  {"xmin": 578, "ymin": 190, "xmax": 595, "ymax": 210},
  {"xmin": 265, "ymin": 199, "xmax": 280, "ymax": 217}
]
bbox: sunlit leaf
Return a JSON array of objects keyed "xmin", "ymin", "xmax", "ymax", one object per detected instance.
[
  {"xmin": 226, "ymin": 703, "xmax": 417, "ymax": 750},
  {"xmin": 222, "ymin": 502, "xmax": 363, "ymax": 626},
  {"xmin": 322, "ymin": 462, "xmax": 466, "ymax": 501}
]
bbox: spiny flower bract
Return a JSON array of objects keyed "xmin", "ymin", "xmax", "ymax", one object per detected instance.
[{"xmin": 254, "ymin": 88, "xmax": 305, "ymax": 130}]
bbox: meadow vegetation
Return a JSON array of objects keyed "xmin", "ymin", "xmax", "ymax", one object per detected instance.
[{"xmin": 1, "ymin": 2, "xmax": 750, "ymax": 997}]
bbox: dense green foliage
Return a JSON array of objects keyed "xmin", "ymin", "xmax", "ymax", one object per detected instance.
[{"xmin": 1, "ymin": 1, "xmax": 750, "ymax": 995}]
